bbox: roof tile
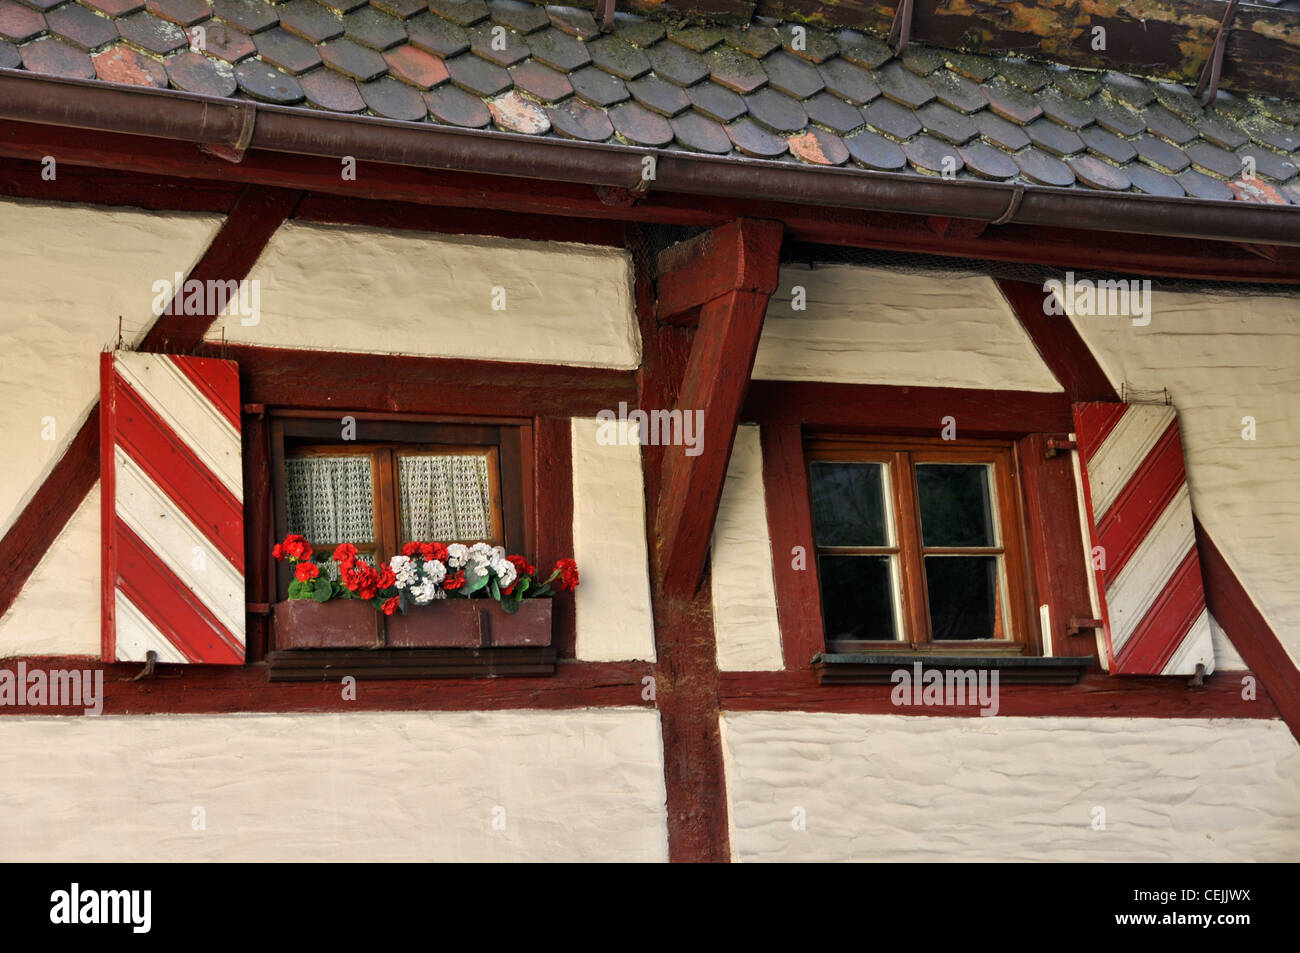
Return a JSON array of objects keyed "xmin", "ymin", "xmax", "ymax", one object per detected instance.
[
  {"xmin": 81, "ymin": 0, "xmax": 144, "ymax": 15},
  {"xmin": 672, "ymin": 110, "xmax": 731, "ymax": 154},
  {"xmin": 1026, "ymin": 117, "xmax": 1084, "ymax": 156},
  {"xmin": 981, "ymin": 79, "xmax": 1041, "ymax": 124},
  {"xmin": 0, "ymin": 38, "xmax": 20, "ymax": 68},
  {"xmin": 901, "ymin": 44, "xmax": 945, "ymax": 77},
  {"xmin": 1184, "ymin": 140, "xmax": 1242, "ymax": 179},
  {"xmin": 569, "ymin": 63, "xmax": 627, "ymax": 106},
  {"xmin": 488, "ymin": 88, "xmax": 550, "ymax": 132},
  {"xmin": 299, "ymin": 61, "xmax": 364, "ymax": 110},
  {"xmin": 255, "ymin": 25, "xmax": 321, "ymax": 73},
  {"xmin": 612, "ymin": 11, "xmax": 662, "ymax": 49},
  {"xmin": 510, "ymin": 57, "xmax": 572, "ymax": 101},
  {"xmin": 360, "ymin": 73, "xmax": 427, "ymax": 118},
  {"xmin": 790, "ymin": 125, "xmax": 850, "ymax": 165},
  {"xmin": 383, "ymin": 43, "xmax": 449, "ymax": 89},
  {"xmin": 1135, "ymin": 135, "xmax": 1190, "ymax": 173},
  {"xmin": 166, "ymin": 48, "xmax": 238, "ymax": 95},
  {"xmin": 1068, "ymin": 153, "xmax": 1129, "ymax": 191},
  {"xmin": 199, "ymin": 19, "xmax": 256, "ymax": 62},
  {"xmin": 818, "ymin": 57, "xmax": 879, "ymax": 105},
  {"xmin": 279, "ymin": 0, "xmax": 344, "ymax": 43},
  {"xmin": 235, "ymin": 58, "xmax": 304, "ymax": 102},
  {"xmin": 646, "ymin": 38, "xmax": 708, "ymax": 87},
  {"xmin": 926, "ymin": 67, "xmax": 985, "ymax": 114},
  {"xmin": 1080, "ymin": 124, "xmax": 1137, "ymax": 164},
  {"xmin": 1175, "ymin": 168, "xmax": 1233, "ymax": 201},
  {"xmin": 1093, "ymin": 99, "xmax": 1146, "ymax": 137},
  {"xmin": 1143, "ymin": 102, "xmax": 1198, "ymax": 145},
  {"xmin": 1126, "ymin": 161, "xmax": 1185, "ymax": 197},
  {"xmin": 764, "ymin": 49, "xmax": 825, "ymax": 99},
  {"xmin": 445, "ymin": 49, "xmax": 510, "ymax": 95},
  {"xmin": 527, "ymin": 24, "xmax": 588, "ymax": 71},
  {"xmin": 488, "ymin": 0, "xmax": 548, "ymax": 34},
  {"xmin": 1195, "ymin": 112, "xmax": 1249, "ymax": 150},
  {"xmin": 211, "ymin": 0, "xmax": 277, "ymax": 34},
  {"xmin": 46, "ymin": 3, "xmax": 119, "ymax": 51},
  {"xmin": 1101, "ymin": 70, "xmax": 1155, "ymax": 107},
  {"xmin": 118, "ymin": 9, "xmax": 187, "ymax": 53},
  {"xmin": 744, "ymin": 86, "xmax": 808, "ymax": 133},
  {"xmin": 958, "ymin": 139, "xmax": 1017, "ymax": 179},
  {"xmin": 876, "ymin": 60, "xmax": 935, "ymax": 108},
  {"xmin": 1236, "ymin": 146, "xmax": 1298, "ymax": 182},
  {"xmin": 345, "ymin": 5, "xmax": 406, "ymax": 51},
  {"xmin": 997, "ymin": 57, "xmax": 1050, "ymax": 91},
  {"xmin": 1014, "ymin": 147, "xmax": 1074, "ymax": 187},
  {"xmin": 917, "ymin": 100, "xmax": 977, "ymax": 144},
  {"xmin": 1207, "ymin": 89, "xmax": 1253, "ymax": 122},
  {"xmin": 666, "ymin": 24, "xmax": 723, "ymax": 53},
  {"xmin": 321, "ymin": 37, "xmax": 388, "ymax": 80},
  {"xmin": 1258, "ymin": 98, "xmax": 1300, "ymax": 126},
  {"xmin": 1226, "ymin": 177, "xmax": 1289, "ymax": 205},
  {"xmin": 973, "ymin": 108, "xmax": 1030, "ymax": 151},
  {"xmin": 707, "ymin": 45, "xmax": 767, "ymax": 95},
  {"xmin": 92, "ymin": 43, "xmax": 166, "ymax": 84},
  {"xmin": 587, "ymin": 34, "xmax": 649, "ymax": 80},
  {"xmin": 627, "ymin": 73, "xmax": 690, "ymax": 116},
  {"xmin": 726, "ymin": 117, "xmax": 788, "ymax": 158},
  {"xmin": 427, "ymin": 0, "xmax": 488, "ymax": 27},
  {"xmin": 315, "ymin": 0, "xmax": 368, "ymax": 14},
  {"xmin": 836, "ymin": 29, "xmax": 890, "ymax": 70},
  {"xmin": 723, "ymin": 24, "xmax": 778, "ymax": 59},
  {"xmin": 1037, "ymin": 89, "xmax": 1093, "ymax": 130},
  {"xmin": 1051, "ymin": 65, "xmax": 1099, "ymax": 100},
  {"xmin": 0, "ymin": 0, "xmax": 45, "ymax": 43},
  {"xmin": 844, "ymin": 127, "xmax": 906, "ymax": 169},
  {"xmin": 687, "ymin": 80, "xmax": 745, "ymax": 123},
  {"xmin": 904, "ymin": 133, "xmax": 960, "ymax": 175},
  {"xmin": 373, "ymin": 0, "xmax": 425, "ymax": 19},
  {"xmin": 467, "ymin": 20, "xmax": 529, "ymax": 65},
  {"xmin": 407, "ymin": 13, "xmax": 468, "ymax": 57},
  {"xmin": 806, "ymin": 91, "xmax": 865, "ymax": 133},
  {"xmin": 778, "ymin": 22, "xmax": 837, "ymax": 64},
  {"xmin": 21, "ymin": 35, "xmax": 95, "ymax": 76},
  {"xmin": 943, "ymin": 50, "xmax": 996, "ymax": 83},
  {"xmin": 547, "ymin": 96, "xmax": 612, "ymax": 140},
  {"xmin": 1153, "ymin": 82, "xmax": 1204, "ymax": 122},
  {"xmin": 1243, "ymin": 116, "xmax": 1300, "ymax": 154},
  {"xmin": 609, "ymin": 100, "xmax": 673, "ymax": 145},
  {"xmin": 546, "ymin": 4, "xmax": 596, "ymax": 40},
  {"xmin": 862, "ymin": 95, "xmax": 921, "ymax": 141},
  {"xmin": 424, "ymin": 81, "xmax": 491, "ymax": 125}
]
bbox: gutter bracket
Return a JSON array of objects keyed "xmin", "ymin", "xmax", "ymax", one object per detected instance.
[
  {"xmin": 990, "ymin": 184, "xmax": 1024, "ymax": 226},
  {"xmin": 1194, "ymin": 0, "xmax": 1239, "ymax": 106},
  {"xmin": 200, "ymin": 101, "xmax": 257, "ymax": 164},
  {"xmin": 889, "ymin": 0, "xmax": 915, "ymax": 54}
]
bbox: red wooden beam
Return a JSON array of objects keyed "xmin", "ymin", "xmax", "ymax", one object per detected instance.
[
  {"xmin": 656, "ymin": 219, "xmax": 782, "ymax": 325},
  {"xmin": 654, "ymin": 219, "xmax": 783, "ymax": 597},
  {"xmin": 997, "ymin": 278, "xmax": 1120, "ymax": 402}
]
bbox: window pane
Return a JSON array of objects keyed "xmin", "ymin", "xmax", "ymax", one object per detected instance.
[
  {"xmin": 286, "ymin": 455, "xmax": 375, "ymax": 545},
  {"xmin": 924, "ymin": 556, "xmax": 999, "ymax": 640},
  {"xmin": 818, "ymin": 555, "xmax": 898, "ymax": 641},
  {"xmin": 399, "ymin": 453, "xmax": 494, "ymax": 542},
  {"xmin": 809, "ymin": 462, "xmax": 888, "ymax": 547},
  {"xmin": 916, "ymin": 463, "xmax": 994, "ymax": 547}
]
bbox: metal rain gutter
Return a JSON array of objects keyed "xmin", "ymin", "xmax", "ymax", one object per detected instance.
[{"xmin": 1, "ymin": 69, "xmax": 1298, "ymax": 248}]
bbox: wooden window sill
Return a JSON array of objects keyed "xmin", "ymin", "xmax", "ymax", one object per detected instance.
[
  {"xmin": 266, "ymin": 647, "xmax": 557, "ymax": 681},
  {"xmin": 811, "ymin": 653, "xmax": 1096, "ymax": 685}
]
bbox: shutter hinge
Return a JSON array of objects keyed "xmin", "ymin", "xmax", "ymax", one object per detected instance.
[
  {"xmin": 1067, "ymin": 617, "xmax": 1104, "ymax": 637},
  {"xmin": 1044, "ymin": 436, "xmax": 1077, "ymax": 459},
  {"xmin": 242, "ymin": 403, "xmax": 266, "ymax": 417},
  {"xmin": 246, "ymin": 602, "xmax": 271, "ymax": 616}
]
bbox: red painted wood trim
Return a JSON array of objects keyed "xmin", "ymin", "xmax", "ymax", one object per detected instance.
[
  {"xmin": 1095, "ymin": 419, "xmax": 1183, "ymax": 581},
  {"xmin": 202, "ymin": 344, "xmax": 638, "ymax": 420},
  {"xmin": 99, "ymin": 354, "xmax": 116, "ymax": 662},
  {"xmin": 0, "ymin": 658, "xmax": 652, "ymax": 715},
  {"xmin": 243, "ymin": 409, "xmax": 272, "ymax": 662},
  {"xmin": 745, "ymin": 380, "xmax": 1073, "ymax": 435},
  {"xmin": 140, "ymin": 186, "xmax": 300, "ymax": 354},
  {"xmin": 6, "ymin": 123, "xmax": 1300, "ymax": 285},
  {"xmin": 760, "ymin": 422, "xmax": 823, "ymax": 670},
  {"xmin": 1195, "ymin": 519, "xmax": 1300, "ymax": 741},
  {"xmin": 0, "ymin": 156, "xmax": 243, "ymax": 213},
  {"xmin": 1115, "ymin": 547, "xmax": 1206, "ymax": 675},
  {"xmin": 997, "ymin": 278, "xmax": 1120, "ymax": 403},
  {"xmin": 720, "ymin": 669, "xmax": 1280, "ymax": 721},
  {"xmin": 534, "ymin": 416, "xmax": 577, "ymax": 658},
  {"xmin": 656, "ymin": 218, "xmax": 783, "ymax": 322}
]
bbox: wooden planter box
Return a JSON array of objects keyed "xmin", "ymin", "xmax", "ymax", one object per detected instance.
[
  {"xmin": 385, "ymin": 598, "xmax": 552, "ymax": 649},
  {"xmin": 274, "ymin": 598, "xmax": 381, "ymax": 649}
]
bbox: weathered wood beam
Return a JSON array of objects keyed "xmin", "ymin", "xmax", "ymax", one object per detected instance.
[{"xmin": 654, "ymin": 219, "xmax": 783, "ymax": 597}]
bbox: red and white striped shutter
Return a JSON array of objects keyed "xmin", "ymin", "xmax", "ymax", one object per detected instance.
[
  {"xmin": 100, "ymin": 351, "xmax": 245, "ymax": 664},
  {"xmin": 1073, "ymin": 401, "xmax": 1213, "ymax": 676}
]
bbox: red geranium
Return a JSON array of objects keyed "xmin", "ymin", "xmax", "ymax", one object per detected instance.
[
  {"xmin": 376, "ymin": 567, "xmax": 396, "ymax": 590},
  {"xmin": 332, "ymin": 543, "xmax": 358, "ymax": 563},
  {"xmin": 554, "ymin": 558, "xmax": 580, "ymax": 591},
  {"xmin": 382, "ymin": 596, "xmax": 399, "ymax": 616},
  {"xmin": 443, "ymin": 570, "xmax": 466, "ymax": 591},
  {"xmin": 271, "ymin": 543, "xmax": 284, "ymax": 560},
  {"xmin": 507, "ymin": 554, "xmax": 535, "ymax": 577},
  {"xmin": 401, "ymin": 541, "xmax": 421, "ymax": 557},
  {"xmin": 294, "ymin": 561, "xmax": 320, "ymax": 582},
  {"xmin": 281, "ymin": 534, "xmax": 313, "ymax": 561},
  {"xmin": 421, "ymin": 542, "xmax": 449, "ymax": 563}
]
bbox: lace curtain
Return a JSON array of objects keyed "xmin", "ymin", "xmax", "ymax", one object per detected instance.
[
  {"xmin": 399, "ymin": 454, "xmax": 492, "ymax": 542},
  {"xmin": 286, "ymin": 455, "xmax": 376, "ymax": 544}
]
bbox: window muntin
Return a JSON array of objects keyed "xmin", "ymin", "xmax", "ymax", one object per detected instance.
[{"xmin": 807, "ymin": 438, "xmax": 1032, "ymax": 654}]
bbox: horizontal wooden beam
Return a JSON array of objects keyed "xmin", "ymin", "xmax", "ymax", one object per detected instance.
[{"xmin": 656, "ymin": 218, "xmax": 782, "ymax": 324}]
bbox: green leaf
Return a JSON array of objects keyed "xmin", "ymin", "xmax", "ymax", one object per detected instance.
[
  {"xmin": 312, "ymin": 577, "xmax": 332, "ymax": 603},
  {"xmin": 464, "ymin": 573, "xmax": 489, "ymax": 596},
  {"xmin": 489, "ymin": 577, "xmax": 501, "ymax": 602},
  {"xmin": 516, "ymin": 577, "xmax": 531, "ymax": 598},
  {"xmin": 287, "ymin": 580, "xmax": 312, "ymax": 600}
]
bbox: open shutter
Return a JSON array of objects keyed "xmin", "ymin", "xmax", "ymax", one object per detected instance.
[
  {"xmin": 100, "ymin": 351, "xmax": 245, "ymax": 664},
  {"xmin": 1072, "ymin": 401, "xmax": 1213, "ymax": 676}
]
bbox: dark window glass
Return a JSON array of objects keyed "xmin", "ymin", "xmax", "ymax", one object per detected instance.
[
  {"xmin": 916, "ymin": 464, "xmax": 994, "ymax": 547},
  {"xmin": 924, "ymin": 556, "xmax": 998, "ymax": 640},
  {"xmin": 817, "ymin": 555, "xmax": 897, "ymax": 641},
  {"xmin": 809, "ymin": 462, "xmax": 887, "ymax": 547}
]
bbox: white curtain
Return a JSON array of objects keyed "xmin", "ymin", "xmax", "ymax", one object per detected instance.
[
  {"xmin": 285, "ymin": 455, "xmax": 376, "ymax": 545},
  {"xmin": 399, "ymin": 454, "xmax": 492, "ymax": 542}
]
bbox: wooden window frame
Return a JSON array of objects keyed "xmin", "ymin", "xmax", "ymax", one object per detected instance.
[{"xmin": 805, "ymin": 434, "xmax": 1041, "ymax": 658}]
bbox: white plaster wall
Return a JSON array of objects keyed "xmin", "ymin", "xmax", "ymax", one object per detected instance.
[
  {"xmin": 0, "ymin": 199, "xmax": 223, "ymax": 536},
  {"xmin": 571, "ymin": 418, "xmax": 656, "ymax": 661},
  {"xmin": 712, "ymin": 425, "xmax": 783, "ymax": 670},
  {"xmin": 206, "ymin": 222, "xmax": 640, "ymax": 369},
  {"xmin": 721, "ymin": 711, "xmax": 1300, "ymax": 862},
  {"xmin": 0, "ymin": 483, "xmax": 101, "ymax": 658},
  {"xmin": 754, "ymin": 264, "xmax": 1062, "ymax": 391},
  {"xmin": 1066, "ymin": 293, "xmax": 1300, "ymax": 668},
  {"xmin": 0, "ymin": 708, "xmax": 668, "ymax": 861}
]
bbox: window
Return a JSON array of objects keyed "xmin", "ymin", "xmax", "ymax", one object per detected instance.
[{"xmin": 806, "ymin": 437, "xmax": 1036, "ymax": 655}]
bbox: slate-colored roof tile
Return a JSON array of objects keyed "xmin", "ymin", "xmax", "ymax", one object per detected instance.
[
  {"xmin": 21, "ymin": 36, "xmax": 95, "ymax": 77},
  {"xmin": 836, "ymin": 29, "xmax": 890, "ymax": 70},
  {"xmin": 1184, "ymin": 140, "xmax": 1244, "ymax": 179},
  {"xmin": 672, "ymin": 110, "xmax": 731, "ymax": 154},
  {"xmin": 926, "ymin": 68, "xmax": 985, "ymax": 114},
  {"xmin": 321, "ymin": 36, "xmax": 387, "ymax": 80},
  {"xmin": 1037, "ymin": 89, "xmax": 1093, "ymax": 130},
  {"xmin": 627, "ymin": 73, "xmax": 690, "ymax": 117},
  {"xmin": 862, "ymin": 95, "xmax": 921, "ymax": 141},
  {"xmin": 527, "ymin": 24, "xmax": 588, "ymax": 71},
  {"xmin": 745, "ymin": 86, "xmax": 807, "ymax": 133},
  {"xmin": 1195, "ymin": 112, "xmax": 1249, "ymax": 150},
  {"xmin": 904, "ymin": 133, "xmax": 960, "ymax": 175},
  {"xmin": 489, "ymin": 0, "xmax": 548, "ymax": 34},
  {"xmin": 1153, "ymin": 82, "xmax": 1204, "ymax": 122},
  {"xmin": 1093, "ymin": 99, "xmax": 1146, "ymax": 137},
  {"xmin": 944, "ymin": 50, "xmax": 996, "ymax": 83},
  {"xmin": 1143, "ymin": 103, "xmax": 1198, "ymax": 145},
  {"xmin": 959, "ymin": 139, "xmax": 1018, "ymax": 180},
  {"xmin": 790, "ymin": 125, "xmax": 850, "ymax": 165},
  {"xmin": 1135, "ymin": 135, "xmax": 1190, "ymax": 173},
  {"xmin": 1244, "ymin": 116, "xmax": 1300, "ymax": 154},
  {"xmin": 373, "ymin": 0, "xmax": 425, "ymax": 19},
  {"xmin": 547, "ymin": 5, "xmax": 596, "ymax": 40},
  {"xmin": 361, "ymin": 73, "xmax": 426, "ymax": 118},
  {"xmin": 981, "ymin": 79, "xmax": 1041, "ymax": 124},
  {"xmin": 613, "ymin": 11, "xmax": 662, "ymax": 49},
  {"xmin": 407, "ymin": 11, "xmax": 468, "ymax": 57},
  {"xmin": 47, "ymin": 3, "xmax": 119, "ymax": 51},
  {"xmin": 1051, "ymin": 65, "xmax": 1099, "ymax": 100},
  {"xmin": 845, "ymin": 127, "xmax": 905, "ymax": 169},
  {"xmin": 235, "ymin": 59, "xmax": 303, "ymax": 102},
  {"xmin": 316, "ymin": 0, "xmax": 367, "ymax": 14},
  {"xmin": 255, "ymin": 25, "xmax": 321, "ymax": 73},
  {"xmin": 646, "ymin": 38, "xmax": 708, "ymax": 87},
  {"xmin": 727, "ymin": 117, "xmax": 788, "ymax": 158},
  {"xmin": 609, "ymin": 100, "xmax": 672, "ymax": 145},
  {"xmin": 427, "ymin": 0, "xmax": 488, "ymax": 27},
  {"xmin": 1080, "ymin": 124, "xmax": 1137, "ymax": 164},
  {"xmin": 687, "ymin": 80, "xmax": 745, "ymax": 123},
  {"xmin": 384, "ymin": 43, "xmax": 449, "ymax": 89},
  {"xmin": 0, "ymin": 38, "xmax": 21, "ymax": 68},
  {"xmin": 997, "ymin": 57, "xmax": 1049, "ymax": 91},
  {"xmin": 446, "ymin": 49, "xmax": 509, "ymax": 94},
  {"xmin": 92, "ymin": 43, "xmax": 167, "ymax": 84},
  {"xmin": 1258, "ymin": 98, "xmax": 1300, "ymax": 126},
  {"xmin": 778, "ymin": 22, "xmax": 837, "ymax": 64},
  {"xmin": 279, "ymin": 0, "xmax": 344, "ymax": 43},
  {"xmin": 1207, "ymin": 89, "xmax": 1253, "ymax": 122},
  {"xmin": 488, "ymin": 88, "xmax": 549, "ymax": 132},
  {"xmin": 1176, "ymin": 168, "xmax": 1234, "ymax": 201},
  {"xmin": 587, "ymin": 34, "xmax": 649, "ymax": 80},
  {"xmin": 211, "ymin": 0, "xmax": 277, "ymax": 34},
  {"xmin": 973, "ymin": 109, "xmax": 1030, "ymax": 151},
  {"xmin": 82, "ymin": 0, "xmax": 144, "ymax": 16},
  {"xmin": 118, "ymin": 10, "xmax": 186, "ymax": 53},
  {"xmin": 547, "ymin": 96, "xmax": 612, "ymax": 140},
  {"xmin": 723, "ymin": 24, "xmax": 778, "ymax": 59},
  {"xmin": 510, "ymin": 58, "xmax": 571, "ymax": 101},
  {"xmin": 901, "ymin": 45, "xmax": 945, "ymax": 77},
  {"xmin": 0, "ymin": 0, "xmax": 47, "ymax": 43},
  {"xmin": 666, "ymin": 24, "xmax": 723, "ymax": 53},
  {"xmin": 424, "ymin": 81, "xmax": 490, "ymax": 125},
  {"xmin": 707, "ymin": 45, "xmax": 767, "ymax": 95},
  {"xmin": 1068, "ymin": 154, "xmax": 1129, "ymax": 191},
  {"xmin": 1237, "ymin": 146, "xmax": 1299, "ymax": 182},
  {"xmin": 1014, "ymin": 147, "xmax": 1074, "ymax": 187},
  {"xmin": 806, "ymin": 91, "xmax": 864, "ymax": 134},
  {"xmin": 818, "ymin": 57, "xmax": 879, "ymax": 106},
  {"xmin": 1126, "ymin": 161, "xmax": 1185, "ymax": 197},
  {"xmin": 201, "ymin": 19, "xmax": 256, "ymax": 62},
  {"xmin": 1026, "ymin": 117, "xmax": 1084, "ymax": 156},
  {"xmin": 569, "ymin": 63, "xmax": 626, "ymax": 106},
  {"xmin": 764, "ymin": 49, "xmax": 825, "ymax": 99},
  {"xmin": 345, "ymin": 6, "xmax": 406, "ymax": 50},
  {"xmin": 917, "ymin": 100, "xmax": 977, "ymax": 144},
  {"xmin": 875, "ymin": 60, "xmax": 934, "ymax": 108},
  {"xmin": 467, "ymin": 21, "xmax": 528, "ymax": 65},
  {"xmin": 1102, "ymin": 70, "xmax": 1155, "ymax": 107},
  {"xmin": 166, "ymin": 48, "xmax": 237, "ymax": 95}
]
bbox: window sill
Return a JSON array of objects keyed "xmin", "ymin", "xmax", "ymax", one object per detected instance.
[
  {"xmin": 266, "ymin": 647, "xmax": 557, "ymax": 681},
  {"xmin": 811, "ymin": 653, "xmax": 1095, "ymax": 685}
]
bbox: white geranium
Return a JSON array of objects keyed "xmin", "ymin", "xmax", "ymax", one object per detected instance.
[
  {"xmin": 409, "ymin": 576, "xmax": 439, "ymax": 605},
  {"xmin": 490, "ymin": 555, "xmax": 517, "ymax": 588},
  {"xmin": 390, "ymin": 554, "xmax": 417, "ymax": 589},
  {"xmin": 446, "ymin": 544, "xmax": 469, "ymax": 569},
  {"xmin": 424, "ymin": 558, "xmax": 447, "ymax": 585},
  {"xmin": 469, "ymin": 542, "xmax": 494, "ymax": 556}
]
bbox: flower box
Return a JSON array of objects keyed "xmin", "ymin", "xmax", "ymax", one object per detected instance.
[
  {"xmin": 385, "ymin": 598, "xmax": 552, "ymax": 649},
  {"xmin": 274, "ymin": 598, "xmax": 382, "ymax": 649}
]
